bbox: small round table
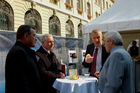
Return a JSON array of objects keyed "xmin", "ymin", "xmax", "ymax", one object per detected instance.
[{"xmin": 53, "ymin": 76, "xmax": 98, "ymax": 93}]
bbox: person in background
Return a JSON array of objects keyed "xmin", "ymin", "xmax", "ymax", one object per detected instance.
[
  {"xmin": 82, "ymin": 29, "xmax": 109, "ymax": 78},
  {"xmin": 129, "ymin": 40, "xmax": 139, "ymax": 57},
  {"xmin": 36, "ymin": 34, "xmax": 65, "ymax": 93},
  {"xmin": 5, "ymin": 25, "xmax": 41, "ymax": 93},
  {"xmin": 98, "ymin": 31, "xmax": 135, "ymax": 93}
]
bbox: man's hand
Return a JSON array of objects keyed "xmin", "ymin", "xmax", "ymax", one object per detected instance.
[
  {"xmin": 60, "ymin": 72, "xmax": 65, "ymax": 78},
  {"xmin": 85, "ymin": 58, "xmax": 93, "ymax": 63},
  {"xmin": 85, "ymin": 54, "xmax": 93, "ymax": 63},
  {"xmin": 94, "ymin": 72, "xmax": 99, "ymax": 79}
]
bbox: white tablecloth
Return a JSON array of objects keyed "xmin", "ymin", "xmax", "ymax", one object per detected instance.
[{"xmin": 53, "ymin": 76, "xmax": 98, "ymax": 93}]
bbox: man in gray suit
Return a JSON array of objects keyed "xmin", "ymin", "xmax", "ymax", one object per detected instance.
[{"xmin": 98, "ymin": 31, "xmax": 135, "ymax": 93}]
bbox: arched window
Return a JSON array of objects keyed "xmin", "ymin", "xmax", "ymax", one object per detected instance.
[
  {"xmin": 65, "ymin": 0, "xmax": 73, "ymax": 9},
  {"xmin": 24, "ymin": 9, "xmax": 42, "ymax": 34},
  {"xmin": 87, "ymin": 2, "xmax": 91, "ymax": 14},
  {"xmin": 77, "ymin": 0, "xmax": 83, "ymax": 14},
  {"xmin": 49, "ymin": 15, "xmax": 61, "ymax": 36},
  {"xmin": 77, "ymin": 0, "xmax": 83, "ymax": 9},
  {"xmin": 78, "ymin": 23, "xmax": 82, "ymax": 38},
  {"xmin": 0, "ymin": 0, "xmax": 14, "ymax": 30},
  {"xmin": 65, "ymin": 20, "xmax": 74, "ymax": 38}
]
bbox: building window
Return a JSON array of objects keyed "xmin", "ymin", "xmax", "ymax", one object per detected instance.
[
  {"xmin": 0, "ymin": 13, "xmax": 8, "ymax": 30},
  {"xmin": 65, "ymin": 0, "xmax": 73, "ymax": 9},
  {"xmin": 98, "ymin": 0, "xmax": 101, "ymax": 7},
  {"xmin": 24, "ymin": 9, "xmax": 42, "ymax": 34},
  {"xmin": 106, "ymin": 2, "xmax": 108, "ymax": 9},
  {"xmin": 0, "ymin": 0, "xmax": 14, "ymax": 31},
  {"xmin": 66, "ymin": 0, "xmax": 73, "ymax": 5},
  {"xmin": 77, "ymin": 0, "xmax": 83, "ymax": 14},
  {"xmin": 95, "ymin": 0, "xmax": 98, "ymax": 4},
  {"xmin": 77, "ymin": 0, "xmax": 83, "ymax": 10},
  {"xmin": 49, "ymin": 15, "xmax": 61, "ymax": 36},
  {"xmin": 65, "ymin": 20, "xmax": 74, "ymax": 38},
  {"xmin": 95, "ymin": 0, "xmax": 101, "ymax": 7},
  {"xmin": 50, "ymin": 0, "xmax": 59, "ymax": 4},
  {"xmin": 78, "ymin": 23, "xmax": 82, "ymax": 38},
  {"xmin": 96, "ymin": 12, "xmax": 99, "ymax": 18},
  {"xmin": 103, "ymin": 0, "xmax": 105, "ymax": 9},
  {"xmin": 87, "ymin": 2, "xmax": 92, "ymax": 19},
  {"xmin": 87, "ymin": 2, "xmax": 91, "ymax": 14}
]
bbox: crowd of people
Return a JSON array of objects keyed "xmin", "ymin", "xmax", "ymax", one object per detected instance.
[{"xmin": 5, "ymin": 25, "xmax": 135, "ymax": 93}]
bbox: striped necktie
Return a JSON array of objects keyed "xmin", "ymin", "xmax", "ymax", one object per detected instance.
[{"xmin": 90, "ymin": 47, "xmax": 98, "ymax": 76}]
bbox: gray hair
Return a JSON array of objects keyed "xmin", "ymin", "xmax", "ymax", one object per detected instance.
[
  {"xmin": 91, "ymin": 29, "xmax": 102, "ymax": 36},
  {"xmin": 104, "ymin": 31, "xmax": 123, "ymax": 45},
  {"xmin": 41, "ymin": 34, "xmax": 53, "ymax": 42}
]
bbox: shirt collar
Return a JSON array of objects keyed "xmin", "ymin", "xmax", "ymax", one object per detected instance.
[
  {"xmin": 42, "ymin": 46, "xmax": 50, "ymax": 54},
  {"xmin": 111, "ymin": 45, "xmax": 122, "ymax": 53},
  {"xmin": 95, "ymin": 45, "xmax": 102, "ymax": 50}
]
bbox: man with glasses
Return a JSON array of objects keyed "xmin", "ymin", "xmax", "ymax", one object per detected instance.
[{"xmin": 98, "ymin": 31, "xmax": 134, "ymax": 93}]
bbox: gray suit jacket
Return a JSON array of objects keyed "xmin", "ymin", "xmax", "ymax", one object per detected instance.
[{"xmin": 98, "ymin": 46, "xmax": 135, "ymax": 93}]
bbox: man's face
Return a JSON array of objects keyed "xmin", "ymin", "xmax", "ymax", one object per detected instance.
[
  {"xmin": 25, "ymin": 29, "xmax": 37, "ymax": 47},
  {"xmin": 132, "ymin": 42, "xmax": 136, "ymax": 47},
  {"xmin": 45, "ymin": 36, "xmax": 54, "ymax": 51},
  {"xmin": 91, "ymin": 32, "xmax": 102, "ymax": 47},
  {"xmin": 104, "ymin": 38, "xmax": 112, "ymax": 53}
]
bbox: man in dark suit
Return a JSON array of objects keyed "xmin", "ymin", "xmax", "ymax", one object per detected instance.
[
  {"xmin": 5, "ymin": 25, "xmax": 41, "ymax": 93},
  {"xmin": 36, "ymin": 34, "xmax": 65, "ymax": 93},
  {"xmin": 82, "ymin": 29, "xmax": 109, "ymax": 78},
  {"xmin": 129, "ymin": 40, "xmax": 139, "ymax": 57}
]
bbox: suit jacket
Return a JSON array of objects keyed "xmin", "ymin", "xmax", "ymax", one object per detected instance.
[
  {"xmin": 98, "ymin": 46, "xmax": 135, "ymax": 93},
  {"xmin": 36, "ymin": 46, "xmax": 63, "ymax": 93},
  {"xmin": 82, "ymin": 43, "xmax": 109, "ymax": 72},
  {"xmin": 5, "ymin": 41, "xmax": 41, "ymax": 93},
  {"xmin": 129, "ymin": 46, "xmax": 139, "ymax": 57}
]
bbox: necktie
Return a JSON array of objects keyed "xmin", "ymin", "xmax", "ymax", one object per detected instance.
[{"xmin": 90, "ymin": 47, "xmax": 98, "ymax": 76}]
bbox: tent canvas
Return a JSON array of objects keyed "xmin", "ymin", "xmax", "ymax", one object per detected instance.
[{"xmin": 83, "ymin": 0, "xmax": 140, "ymax": 34}]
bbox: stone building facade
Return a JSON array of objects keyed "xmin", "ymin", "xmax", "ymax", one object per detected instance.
[{"xmin": 0, "ymin": 0, "xmax": 114, "ymax": 38}]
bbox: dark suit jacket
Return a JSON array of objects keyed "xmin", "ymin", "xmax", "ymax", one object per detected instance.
[
  {"xmin": 82, "ymin": 43, "xmax": 109, "ymax": 72},
  {"xmin": 129, "ymin": 46, "xmax": 139, "ymax": 57},
  {"xmin": 36, "ymin": 46, "xmax": 63, "ymax": 93},
  {"xmin": 5, "ymin": 41, "xmax": 41, "ymax": 93}
]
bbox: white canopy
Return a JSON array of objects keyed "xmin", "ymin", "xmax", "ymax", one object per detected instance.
[{"xmin": 83, "ymin": 0, "xmax": 140, "ymax": 34}]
